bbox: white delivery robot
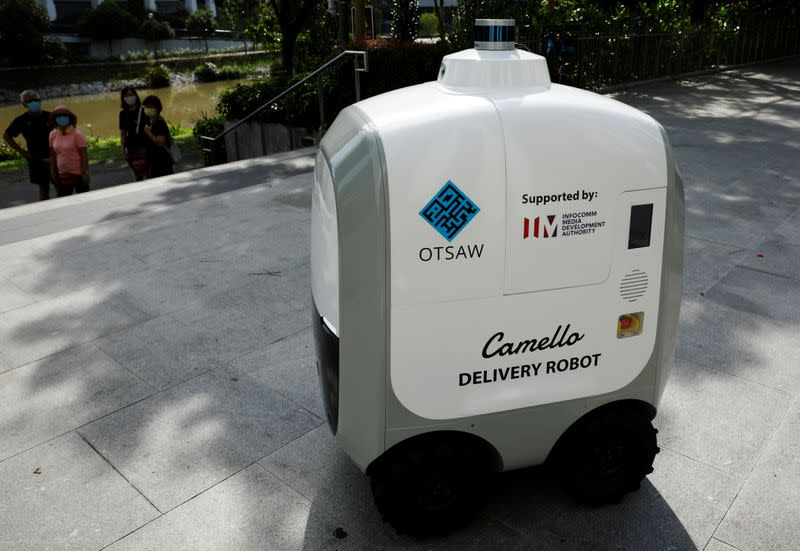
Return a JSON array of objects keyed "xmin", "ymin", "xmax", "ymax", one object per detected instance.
[{"xmin": 311, "ymin": 19, "xmax": 684, "ymax": 537}]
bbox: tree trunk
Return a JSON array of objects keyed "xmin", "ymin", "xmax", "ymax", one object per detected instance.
[
  {"xmin": 281, "ymin": 29, "xmax": 298, "ymax": 74},
  {"xmin": 436, "ymin": 0, "xmax": 445, "ymax": 41},
  {"xmin": 354, "ymin": 0, "xmax": 365, "ymax": 43}
]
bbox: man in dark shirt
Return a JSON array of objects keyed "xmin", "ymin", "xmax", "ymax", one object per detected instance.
[{"xmin": 3, "ymin": 90, "xmax": 53, "ymax": 201}]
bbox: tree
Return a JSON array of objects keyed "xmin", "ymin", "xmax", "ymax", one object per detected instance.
[
  {"xmin": 391, "ymin": 0, "xmax": 420, "ymax": 41},
  {"xmin": 140, "ymin": 17, "xmax": 175, "ymax": 58},
  {"xmin": 187, "ymin": 8, "xmax": 217, "ymax": 52},
  {"xmin": 79, "ymin": 0, "xmax": 137, "ymax": 58},
  {"xmin": 268, "ymin": 0, "xmax": 320, "ymax": 75},
  {"xmin": 354, "ymin": 0, "xmax": 366, "ymax": 42},
  {"xmin": 0, "ymin": 0, "xmax": 51, "ymax": 66},
  {"xmin": 435, "ymin": 0, "xmax": 446, "ymax": 40},
  {"xmin": 220, "ymin": 0, "xmax": 264, "ymax": 54}
]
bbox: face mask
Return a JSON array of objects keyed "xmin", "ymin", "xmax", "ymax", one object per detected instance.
[
  {"xmin": 27, "ymin": 100, "xmax": 41, "ymax": 113},
  {"xmin": 144, "ymin": 108, "xmax": 158, "ymax": 118},
  {"xmin": 124, "ymin": 96, "xmax": 138, "ymax": 106},
  {"xmin": 55, "ymin": 115, "xmax": 70, "ymax": 127}
]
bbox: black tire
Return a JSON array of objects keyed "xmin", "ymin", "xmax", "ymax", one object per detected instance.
[
  {"xmin": 370, "ymin": 435, "xmax": 490, "ymax": 538},
  {"xmin": 552, "ymin": 407, "xmax": 659, "ymax": 505}
]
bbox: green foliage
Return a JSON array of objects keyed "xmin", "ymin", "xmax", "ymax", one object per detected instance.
[
  {"xmin": 419, "ymin": 12, "xmax": 439, "ymax": 38},
  {"xmin": 139, "ymin": 18, "xmax": 176, "ymax": 42},
  {"xmin": 192, "ymin": 112, "xmax": 226, "ymax": 165},
  {"xmin": 128, "ymin": 0, "xmax": 145, "ymax": 22},
  {"xmin": 187, "ymin": 8, "xmax": 216, "ymax": 37},
  {"xmin": 0, "ymin": 141, "xmax": 22, "ymax": 163},
  {"xmin": 295, "ymin": 2, "xmax": 336, "ymax": 71},
  {"xmin": 42, "ymin": 35, "xmax": 68, "ymax": 64},
  {"xmin": 220, "ymin": 0, "xmax": 269, "ymax": 45},
  {"xmin": 0, "ymin": 0, "xmax": 51, "ymax": 66},
  {"xmin": 240, "ymin": 1, "xmax": 281, "ymax": 51},
  {"xmin": 79, "ymin": 0, "xmax": 137, "ymax": 42},
  {"xmin": 391, "ymin": 0, "xmax": 420, "ymax": 41},
  {"xmin": 216, "ymin": 40, "xmax": 454, "ymax": 131},
  {"xmin": 145, "ymin": 64, "xmax": 171, "ymax": 87},
  {"xmin": 193, "ymin": 62, "xmax": 246, "ymax": 82}
]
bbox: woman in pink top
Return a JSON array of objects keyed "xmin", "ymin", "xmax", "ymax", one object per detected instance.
[{"xmin": 48, "ymin": 105, "xmax": 90, "ymax": 197}]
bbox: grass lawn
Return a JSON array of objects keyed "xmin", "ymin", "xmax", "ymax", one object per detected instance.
[{"xmin": 0, "ymin": 129, "xmax": 196, "ymax": 174}]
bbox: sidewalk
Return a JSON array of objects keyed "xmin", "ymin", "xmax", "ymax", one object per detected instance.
[{"xmin": 1, "ymin": 58, "xmax": 799, "ymax": 551}]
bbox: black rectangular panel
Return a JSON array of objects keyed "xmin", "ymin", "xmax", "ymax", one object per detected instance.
[{"xmin": 628, "ymin": 203, "xmax": 654, "ymax": 249}]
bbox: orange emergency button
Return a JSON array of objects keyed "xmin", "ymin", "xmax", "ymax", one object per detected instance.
[{"xmin": 617, "ymin": 312, "xmax": 644, "ymax": 338}]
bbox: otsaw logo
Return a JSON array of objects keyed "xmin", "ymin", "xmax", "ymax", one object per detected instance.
[
  {"xmin": 523, "ymin": 215, "xmax": 559, "ymax": 239},
  {"xmin": 420, "ymin": 181, "xmax": 479, "ymax": 242}
]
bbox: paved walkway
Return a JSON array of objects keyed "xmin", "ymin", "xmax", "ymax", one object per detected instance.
[{"xmin": 1, "ymin": 58, "xmax": 799, "ymax": 551}]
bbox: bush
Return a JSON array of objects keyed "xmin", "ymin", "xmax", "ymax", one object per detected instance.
[
  {"xmin": 391, "ymin": 0, "xmax": 420, "ymax": 41},
  {"xmin": 145, "ymin": 64, "xmax": 171, "ymax": 87},
  {"xmin": 193, "ymin": 62, "xmax": 246, "ymax": 82},
  {"xmin": 194, "ymin": 62, "xmax": 220, "ymax": 82},
  {"xmin": 193, "ymin": 113, "xmax": 226, "ymax": 165},
  {"xmin": 419, "ymin": 12, "xmax": 439, "ymax": 38}
]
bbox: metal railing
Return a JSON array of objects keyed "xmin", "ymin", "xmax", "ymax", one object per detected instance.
[{"xmin": 200, "ymin": 49, "xmax": 368, "ymax": 164}]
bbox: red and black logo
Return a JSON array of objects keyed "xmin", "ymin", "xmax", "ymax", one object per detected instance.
[{"xmin": 523, "ymin": 215, "xmax": 559, "ymax": 239}]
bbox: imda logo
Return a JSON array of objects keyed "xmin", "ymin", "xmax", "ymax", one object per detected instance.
[
  {"xmin": 419, "ymin": 180, "xmax": 480, "ymax": 241},
  {"xmin": 523, "ymin": 215, "xmax": 559, "ymax": 239}
]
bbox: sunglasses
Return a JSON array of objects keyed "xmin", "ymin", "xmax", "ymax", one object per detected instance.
[{"xmin": 24, "ymin": 98, "xmax": 41, "ymax": 103}]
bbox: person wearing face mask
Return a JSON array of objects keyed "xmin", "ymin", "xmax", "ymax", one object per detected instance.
[
  {"xmin": 48, "ymin": 105, "xmax": 90, "ymax": 197},
  {"xmin": 119, "ymin": 85, "xmax": 149, "ymax": 181},
  {"xmin": 3, "ymin": 90, "xmax": 54, "ymax": 201},
  {"xmin": 141, "ymin": 95, "xmax": 174, "ymax": 178}
]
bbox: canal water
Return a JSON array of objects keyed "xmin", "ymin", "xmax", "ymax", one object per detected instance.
[{"xmin": 0, "ymin": 79, "xmax": 247, "ymax": 139}]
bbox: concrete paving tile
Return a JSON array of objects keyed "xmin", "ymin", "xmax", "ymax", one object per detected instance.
[
  {"xmin": 80, "ymin": 367, "xmax": 323, "ymax": 512},
  {"xmin": 397, "ymin": 517, "xmax": 531, "ymax": 551},
  {"xmin": 704, "ymin": 539, "xmax": 742, "ymax": 551},
  {"xmin": 0, "ymin": 343, "xmax": 154, "ymax": 461},
  {"xmin": 487, "ymin": 464, "xmax": 700, "ymax": 551},
  {"xmin": 104, "ymin": 463, "xmax": 354, "ymax": 551},
  {"xmin": 230, "ymin": 328, "xmax": 323, "ymax": 419},
  {"xmin": 0, "ymin": 432, "xmax": 159, "ymax": 551},
  {"xmin": 210, "ymin": 261, "xmax": 310, "ymax": 334},
  {"xmin": 111, "ymin": 217, "xmax": 246, "ymax": 267},
  {"xmin": 0, "ymin": 285, "xmax": 151, "ymax": 371},
  {"xmin": 114, "ymin": 219, "xmax": 308, "ymax": 317},
  {"xmin": 703, "ymin": 266, "xmax": 800, "ymax": 323},
  {"xmin": 714, "ymin": 400, "xmax": 800, "ymax": 551},
  {"xmin": 678, "ymin": 298, "xmax": 800, "ymax": 393},
  {"xmin": 96, "ymin": 302, "xmax": 275, "ymax": 391},
  {"xmin": 259, "ymin": 426, "xmax": 532, "ymax": 550},
  {"xmin": 0, "ymin": 273, "xmax": 35, "ymax": 314},
  {"xmin": 682, "ymin": 237, "xmax": 748, "ymax": 298},
  {"xmin": 646, "ymin": 448, "xmax": 743, "ymax": 548},
  {"xmin": 0, "ymin": 241, "xmax": 149, "ymax": 300},
  {"xmin": 774, "ymin": 207, "xmax": 800, "ymax": 246},
  {"xmin": 0, "ymin": 236, "xmax": 45, "ymax": 264},
  {"xmin": 112, "ymin": 260, "xmax": 242, "ymax": 317},
  {"xmin": 655, "ymin": 357, "xmax": 791, "ymax": 477},
  {"xmin": 684, "ymin": 191, "xmax": 800, "ymax": 250},
  {"xmin": 739, "ymin": 238, "xmax": 800, "ymax": 282},
  {"xmin": 259, "ymin": 426, "xmax": 399, "ymax": 544}
]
